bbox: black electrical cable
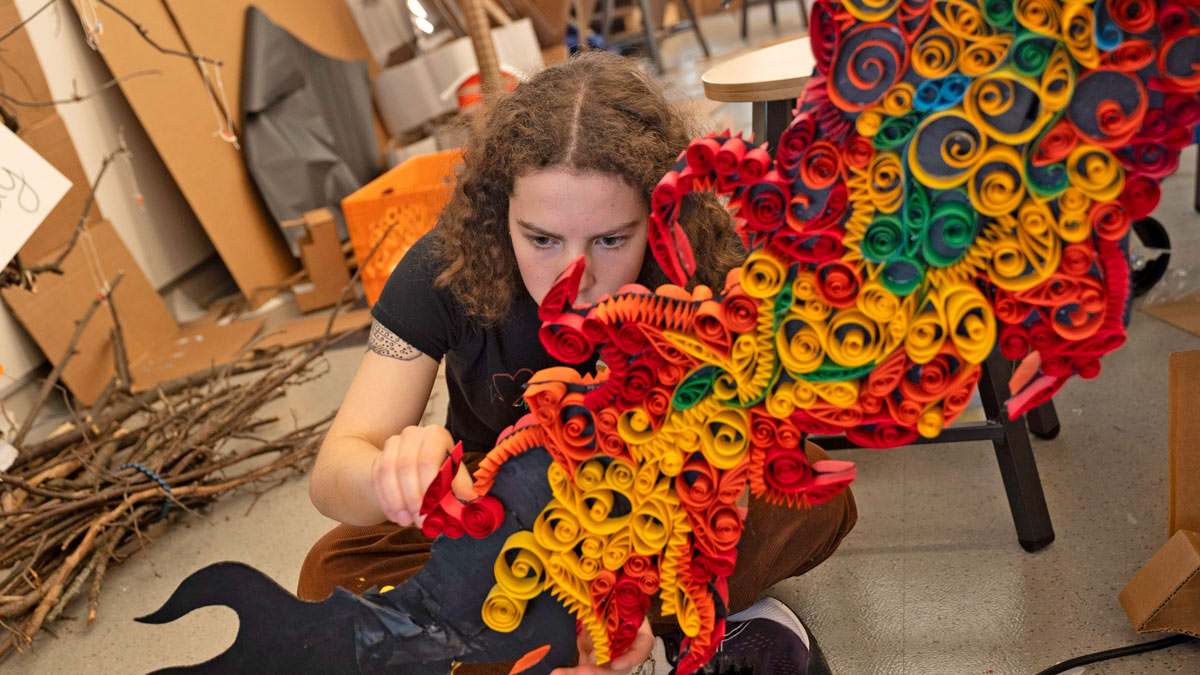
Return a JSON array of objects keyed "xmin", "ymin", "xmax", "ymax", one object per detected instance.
[{"xmin": 1035, "ymin": 633, "xmax": 1196, "ymax": 675}]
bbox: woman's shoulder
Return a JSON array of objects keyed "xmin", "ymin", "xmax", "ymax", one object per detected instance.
[{"xmin": 371, "ymin": 229, "xmax": 467, "ymax": 360}]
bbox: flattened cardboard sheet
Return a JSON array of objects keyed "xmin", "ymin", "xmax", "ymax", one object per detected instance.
[
  {"xmin": 2, "ymin": 220, "xmax": 175, "ymax": 405},
  {"xmin": 131, "ymin": 318, "xmax": 265, "ymax": 391},
  {"xmin": 1, "ymin": 220, "xmax": 264, "ymax": 406},
  {"xmin": 12, "ymin": 113, "xmax": 106, "ymax": 265},
  {"xmin": 1119, "ymin": 529, "xmax": 1200, "ymax": 638},
  {"xmin": 0, "ymin": 0, "xmax": 56, "ymax": 131},
  {"xmin": 1170, "ymin": 350, "xmax": 1200, "ymax": 538},
  {"xmin": 79, "ymin": 0, "xmax": 295, "ymax": 306},
  {"xmin": 0, "ymin": 123, "xmax": 72, "ymax": 267},
  {"xmin": 1142, "ymin": 295, "xmax": 1200, "ymax": 340},
  {"xmin": 253, "ymin": 308, "xmax": 372, "ymax": 351}
]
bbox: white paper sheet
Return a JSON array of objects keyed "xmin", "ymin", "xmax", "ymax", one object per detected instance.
[{"xmin": 0, "ymin": 124, "xmax": 73, "ymax": 267}]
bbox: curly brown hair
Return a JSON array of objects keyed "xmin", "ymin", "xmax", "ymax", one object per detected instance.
[{"xmin": 431, "ymin": 51, "xmax": 745, "ymax": 325}]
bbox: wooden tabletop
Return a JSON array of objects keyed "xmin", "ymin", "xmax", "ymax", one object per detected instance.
[{"xmin": 701, "ymin": 37, "xmax": 816, "ymax": 103}]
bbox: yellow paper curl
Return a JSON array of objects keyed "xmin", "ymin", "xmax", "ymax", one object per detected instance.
[
  {"xmin": 908, "ymin": 111, "xmax": 988, "ymax": 190},
  {"xmin": 1061, "ymin": 2, "xmax": 1100, "ymax": 69},
  {"xmin": 776, "ymin": 317, "xmax": 826, "ymax": 375},
  {"xmin": 868, "ymin": 151, "xmax": 904, "ymax": 214},
  {"xmin": 1067, "ymin": 145, "xmax": 1125, "ymax": 203},
  {"xmin": 917, "ymin": 404, "xmax": 946, "ymax": 439},
  {"xmin": 814, "ymin": 379, "xmax": 861, "ymax": 408},
  {"xmin": 494, "ymin": 531, "xmax": 549, "ymax": 600},
  {"xmin": 1040, "ymin": 46, "xmax": 1076, "ymax": 112},
  {"xmin": 841, "ymin": 0, "xmax": 901, "ymax": 21},
  {"xmin": 1016, "ymin": 0, "xmax": 1062, "ymax": 39},
  {"xmin": 913, "ymin": 29, "xmax": 962, "ymax": 79},
  {"xmin": 533, "ymin": 501, "xmax": 584, "ymax": 552},
  {"xmin": 942, "ymin": 286, "xmax": 995, "ymax": 364},
  {"xmin": 882, "ymin": 82, "xmax": 916, "ymax": 116},
  {"xmin": 699, "ymin": 407, "xmax": 751, "ymax": 470},
  {"xmin": 960, "ymin": 36, "xmax": 1012, "ymax": 77},
  {"xmin": 933, "ymin": 0, "xmax": 992, "ymax": 39},
  {"xmin": 906, "ymin": 294, "xmax": 948, "ymax": 364},
  {"xmin": 741, "ymin": 249, "xmax": 787, "ymax": 298},
  {"xmin": 824, "ymin": 309, "xmax": 884, "ymax": 368},
  {"xmin": 482, "ymin": 586, "xmax": 527, "ymax": 633},
  {"xmin": 969, "ymin": 146, "xmax": 1026, "ymax": 216}
]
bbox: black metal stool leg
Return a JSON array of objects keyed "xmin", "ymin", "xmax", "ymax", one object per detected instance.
[
  {"xmin": 679, "ymin": 0, "xmax": 711, "ymax": 57},
  {"xmin": 741, "ymin": 0, "xmax": 750, "ymax": 40},
  {"xmin": 1194, "ymin": 146, "xmax": 1199, "ymax": 213},
  {"xmin": 768, "ymin": 0, "xmax": 778, "ymax": 25},
  {"xmin": 637, "ymin": 0, "xmax": 664, "ymax": 72},
  {"xmin": 1026, "ymin": 400, "xmax": 1060, "ymax": 440},
  {"xmin": 977, "ymin": 354, "xmax": 1056, "ymax": 552},
  {"xmin": 798, "ymin": 0, "xmax": 809, "ymax": 30}
]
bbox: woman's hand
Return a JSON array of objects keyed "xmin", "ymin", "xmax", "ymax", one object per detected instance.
[
  {"xmin": 370, "ymin": 425, "xmax": 475, "ymax": 527},
  {"xmin": 550, "ymin": 617, "xmax": 654, "ymax": 675}
]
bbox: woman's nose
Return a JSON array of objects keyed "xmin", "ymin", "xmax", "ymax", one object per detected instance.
[{"xmin": 576, "ymin": 255, "xmax": 597, "ymax": 297}]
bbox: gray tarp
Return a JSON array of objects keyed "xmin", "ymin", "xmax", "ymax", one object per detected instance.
[{"xmin": 240, "ymin": 5, "xmax": 380, "ymax": 256}]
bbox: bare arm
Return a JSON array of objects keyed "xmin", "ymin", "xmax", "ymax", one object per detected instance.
[{"xmin": 309, "ymin": 321, "xmax": 469, "ymax": 526}]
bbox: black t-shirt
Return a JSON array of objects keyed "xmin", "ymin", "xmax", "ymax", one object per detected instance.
[{"xmin": 371, "ymin": 231, "xmax": 599, "ymax": 455}]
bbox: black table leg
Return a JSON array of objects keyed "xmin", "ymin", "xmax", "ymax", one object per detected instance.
[
  {"xmin": 1026, "ymin": 400, "xmax": 1061, "ymax": 440},
  {"xmin": 741, "ymin": 0, "xmax": 750, "ymax": 40},
  {"xmin": 752, "ymin": 98, "xmax": 794, "ymax": 155},
  {"xmin": 977, "ymin": 354, "xmax": 1056, "ymax": 552}
]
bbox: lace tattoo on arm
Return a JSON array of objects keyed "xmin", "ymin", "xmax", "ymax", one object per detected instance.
[{"xmin": 369, "ymin": 321, "xmax": 423, "ymax": 361}]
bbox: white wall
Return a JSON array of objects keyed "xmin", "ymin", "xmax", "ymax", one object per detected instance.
[{"xmin": 1, "ymin": 0, "xmax": 215, "ymax": 395}]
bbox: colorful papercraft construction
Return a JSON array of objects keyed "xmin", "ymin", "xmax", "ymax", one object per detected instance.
[
  {"xmin": 462, "ymin": 0, "xmax": 1200, "ymax": 670},
  {"xmin": 141, "ymin": 2, "xmax": 1198, "ymax": 673}
]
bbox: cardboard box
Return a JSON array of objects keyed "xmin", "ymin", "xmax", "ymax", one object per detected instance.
[{"xmin": 1118, "ymin": 349, "xmax": 1200, "ymax": 637}]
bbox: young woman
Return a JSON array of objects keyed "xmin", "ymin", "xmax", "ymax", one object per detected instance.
[{"xmin": 301, "ymin": 51, "xmax": 857, "ymax": 675}]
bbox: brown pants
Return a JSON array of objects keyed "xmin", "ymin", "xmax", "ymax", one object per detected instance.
[{"xmin": 298, "ymin": 441, "xmax": 857, "ymax": 674}]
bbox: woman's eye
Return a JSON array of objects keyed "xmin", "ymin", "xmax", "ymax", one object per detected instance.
[
  {"xmin": 527, "ymin": 235, "xmax": 556, "ymax": 249},
  {"xmin": 596, "ymin": 236, "xmax": 628, "ymax": 249}
]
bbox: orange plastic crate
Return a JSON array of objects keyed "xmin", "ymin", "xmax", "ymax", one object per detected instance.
[{"xmin": 342, "ymin": 149, "xmax": 464, "ymax": 305}]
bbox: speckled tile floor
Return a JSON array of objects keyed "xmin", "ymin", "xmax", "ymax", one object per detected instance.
[{"xmin": 6, "ymin": 6, "xmax": 1200, "ymax": 674}]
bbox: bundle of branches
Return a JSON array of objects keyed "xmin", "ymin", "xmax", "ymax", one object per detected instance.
[{"xmin": 0, "ymin": 303, "xmax": 355, "ymax": 661}]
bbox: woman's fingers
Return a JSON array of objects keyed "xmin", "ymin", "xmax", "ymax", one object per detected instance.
[
  {"xmin": 608, "ymin": 618, "xmax": 654, "ymax": 671},
  {"xmin": 451, "ymin": 463, "xmax": 476, "ymax": 500},
  {"xmin": 549, "ymin": 617, "xmax": 652, "ymax": 675}
]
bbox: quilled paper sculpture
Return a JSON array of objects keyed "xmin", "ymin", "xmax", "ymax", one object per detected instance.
[{"xmin": 140, "ymin": 2, "xmax": 1197, "ymax": 673}]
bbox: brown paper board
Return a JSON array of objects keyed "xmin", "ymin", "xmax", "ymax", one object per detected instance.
[
  {"xmin": 1119, "ymin": 349, "xmax": 1200, "ymax": 638},
  {"xmin": 14, "ymin": 113, "xmax": 105, "ymax": 263},
  {"xmin": 2, "ymin": 221, "xmax": 174, "ymax": 404},
  {"xmin": 1170, "ymin": 349, "xmax": 1200, "ymax": 537},
  {"xmin": 1119, "ymin": 529, "xmax": 1200, "ymax": 638},
  {"xmin": 1141, "ymin": 294, "xmax": 1200, "ymax": 339},
  {"xmin": 0, "ymin": 0, "xmax": 56, "ymax": 131},
  {"xmin": 80, "ymin": 0, "xmax": 296, "ymax": 307},
  {"xmin": 253, "ymin": 309, "xmax": 372, "ymax": 351},
  {"xmin": 130, "ymin": 318, "xmax": 265, "ymax": 390},
  {"xmin": 1, "ymin": 221, "xmax": 264, "ymax": 406},
  {"xmin": 161, "ymin": 0, "xmax": 386, "ymax": 148},
  {"xmin": 290, "ymin": 209, "xmax": 352, "ymax": 314}
]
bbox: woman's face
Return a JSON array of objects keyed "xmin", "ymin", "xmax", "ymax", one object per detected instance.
[{"xmin": 508, "ymin": 167, "xmax": 649, "ymax": 306}]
